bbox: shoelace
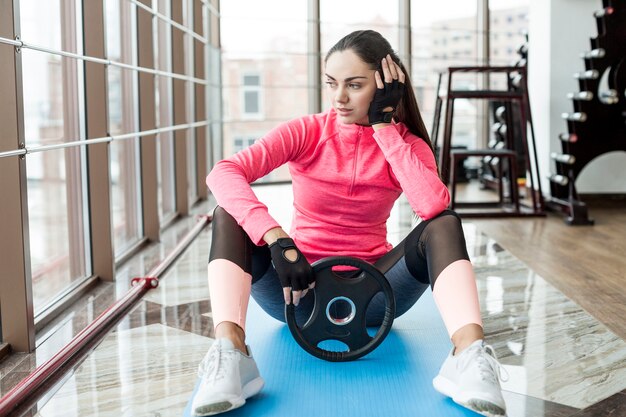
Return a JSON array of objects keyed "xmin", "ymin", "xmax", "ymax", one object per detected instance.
[
  {"xmin": 476, "ymin": 345, "xmax": 509, "ymax": 382},
  {"xmin": 198, "ymin": 344, "xmax": 237, "ymax": 381},
  {"xmin": 460, "ymin": 344, "xmax": 510, "ymax": 384}
]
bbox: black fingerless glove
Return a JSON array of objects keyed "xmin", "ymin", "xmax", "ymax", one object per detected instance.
[
  {"xmin": 368, "ymin": 79, "xmax": 405, "ymax": 125},
  {"xmin": 269, "ymin": 238, "xmax": 314, "ymax": 291}
]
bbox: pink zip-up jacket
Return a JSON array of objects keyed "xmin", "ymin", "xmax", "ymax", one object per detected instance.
[{"xmin": 206, "ymin": 108, "xmax": 450, "ymax": 265}]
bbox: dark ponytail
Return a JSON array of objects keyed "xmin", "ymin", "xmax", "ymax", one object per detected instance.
[{"xmin": 325, "ymin": 30, "xmax": 435, "ymax": 156}]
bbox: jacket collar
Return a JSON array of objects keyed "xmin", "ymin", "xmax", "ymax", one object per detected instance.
[{"xmin": 328, "ymin": 108, "xmax": 374, "ymax": 143}]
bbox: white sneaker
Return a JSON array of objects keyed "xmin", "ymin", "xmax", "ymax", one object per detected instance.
[
  {"xmin": 191, "ymin": 338, "xmax": 265, "ymax": 416},
  {"xmin": 433, "ymin": 339, "xmax": 508, "ymax": 417}
]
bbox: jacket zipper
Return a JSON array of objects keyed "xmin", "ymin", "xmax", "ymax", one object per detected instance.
[{"xmin": 348, "ymin": 127, "xmax": 362, "ymax": 196}]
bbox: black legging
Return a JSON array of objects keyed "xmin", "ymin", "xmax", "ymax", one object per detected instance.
[{"xmin": 208, "ymin": 206, "xmax": 470, "ymax": 289}]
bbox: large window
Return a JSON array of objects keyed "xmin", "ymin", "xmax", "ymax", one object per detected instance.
[
  {"xmin": 320, "ymin": 0, "xmax": 399, "ymax": 61},
  {"xmin": 320, "ymin": 0, "xmax": 399, "ymax": 115},
  {"xmin": 489, "ymin": 1, "xmax": 529, "ymax": 67},
  {"xmin": 0, "ymin": 0, "xmax": 218, "ymax": 350},
  {"xmin": 409, "ymin": 1, "xmax": 529, "ymax": 152},
  {"xmin": 206, "ymin": 0, "xmax": 222, "ymax": 169},
  {"xmin": 21, "ymin": 0, "xmax": 91, "ymax": 315},
  {"xmin": 155, "ymin": 0, "xmax": 177, "ymax": 225},
  {"xmin": 411, "ymin": 1, "xmax": 479, "ymax": 150},
  {"xmin": 184, "ymin": 0, "xmax": 199, "ymax": 206},
  {"xmin": 106, "ymin": 0, "xmax": 144, "ymax": 257},
  {"xmin": 220, "ymin": 0, "xmax": 308, "ymax": 182}
]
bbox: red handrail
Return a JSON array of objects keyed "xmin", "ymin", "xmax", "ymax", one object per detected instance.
[{"xmin": 0, "ymin": 214, "xmax": 211, "ymax": 417}]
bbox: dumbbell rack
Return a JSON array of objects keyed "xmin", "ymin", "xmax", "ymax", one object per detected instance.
[
  {"xmin": 546, "ymin": 0, "xmax": 626, "ymax": 225},
  {"xmin": 483, "ymin": 36, "xmax": 529, "ymax": 193}
]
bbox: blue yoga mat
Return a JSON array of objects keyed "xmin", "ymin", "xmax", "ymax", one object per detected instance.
[{"xmin": 184, "ymin": 291, "xmax": 481, "ymax": 416}]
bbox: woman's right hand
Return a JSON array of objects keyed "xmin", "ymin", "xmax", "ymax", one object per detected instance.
[
  {"xmin": 268, "ymin": 237, "xmax": 315, "ymax": 306},
  {"xmin": 368, "ymin": 54, "xmax": 405, "ymax": 126}
]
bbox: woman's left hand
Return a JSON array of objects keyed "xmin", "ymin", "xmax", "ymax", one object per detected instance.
[{"xmin": 368, "ymin": 54, "xmax": 405, "ymax": 126}]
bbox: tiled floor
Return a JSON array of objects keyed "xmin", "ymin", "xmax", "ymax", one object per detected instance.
[{"xmin": 2, "ymin": 184, "xmax": 626, "ymax": 416}]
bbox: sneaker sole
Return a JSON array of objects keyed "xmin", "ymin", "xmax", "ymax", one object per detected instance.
[
  {"xmin": 193, "ymin": 376, "xmax": 265, "ymax": 416},
  {"xmin": 433, "ymin": 375, "xmax": 506, "ymax": 417},
  {"xmin": 194, "ymin": 400, "xmax": 240, "ymax": 416},
  {"xmin": 242, "ymin": 376, "xmax": 265, "ymax": 400}
]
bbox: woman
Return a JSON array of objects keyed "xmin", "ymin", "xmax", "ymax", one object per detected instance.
[{"xmin": 191, "ymin": 30, "xmax": 507, "ymax": 417}]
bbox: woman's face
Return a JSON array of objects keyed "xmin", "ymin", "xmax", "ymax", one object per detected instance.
[{"xmin": 324, "ymin": 49, "xmax": 377, "ymax": 125}]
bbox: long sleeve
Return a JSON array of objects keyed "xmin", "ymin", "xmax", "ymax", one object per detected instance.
[
  {"xmin": 372, "ymin": 125, "xmax": 450, "ymax": 220},
  {"xmin": 206, "ymin": 118, "xmax": 313, "ymax": 245}
]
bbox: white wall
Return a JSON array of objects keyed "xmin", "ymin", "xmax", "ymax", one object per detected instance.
[{"xmin": 528, "ymin": 0, "xmax": 626, "ymax": 194}]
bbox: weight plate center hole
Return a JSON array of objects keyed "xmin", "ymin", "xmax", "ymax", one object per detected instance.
[{"xmin": 326, "ymin": 296, "xmax": 356, "ymax": 326}]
